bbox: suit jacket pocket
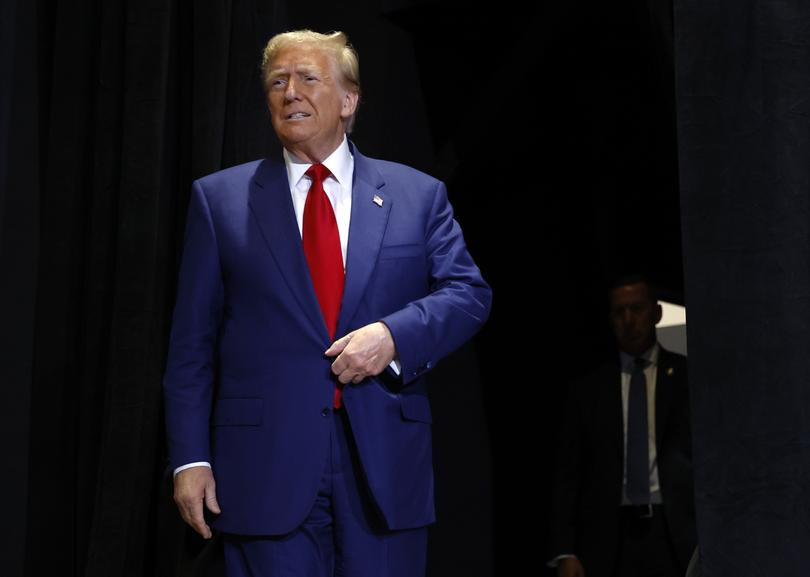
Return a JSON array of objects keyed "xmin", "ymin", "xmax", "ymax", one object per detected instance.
[
  {"xmin": 211, "ymin": 397, "xmax": 263, "ymax": 426},
  {"xmin": 379, "ymin": 243, "xmax": 424, "ymax": 260},
  {"xmin": 400, "ymin": 394, "xmax": 432, "ymax": 423}
]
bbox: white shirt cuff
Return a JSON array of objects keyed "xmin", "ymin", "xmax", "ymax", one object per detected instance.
[
  {"xmin": 388, "ymin": 359, "xmax": 401, "ymax": 375},
  {"xmin": 173, "ymin": 461, "xmax": 211, "ymax": 477}
]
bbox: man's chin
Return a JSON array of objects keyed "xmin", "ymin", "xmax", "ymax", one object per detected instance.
[{"xmin": 620, "ymin": 338, "xmax": 650, "ymax": 356}]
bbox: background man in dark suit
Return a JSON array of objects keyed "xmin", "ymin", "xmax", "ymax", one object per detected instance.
[
  {"xmin": 550, "ymin": 276, "xmax": 695, "ymax": 577},
  {"xmin": 163, "ymin": 29, "xmax": 491, "ymax": 577}
]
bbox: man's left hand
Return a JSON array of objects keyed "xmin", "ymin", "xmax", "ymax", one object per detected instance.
[{"xmin": 325, "ymin": 322, "xmax": 396, "ymax": 384}]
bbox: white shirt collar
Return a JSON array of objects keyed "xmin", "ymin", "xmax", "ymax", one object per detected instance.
[
  {"xmin": 619, "ymin": 341, "xmax": 660, "ymax": 372},
  {"xmin": 283, "ymin": 135, "xmax": 353, "ymax": 190}
]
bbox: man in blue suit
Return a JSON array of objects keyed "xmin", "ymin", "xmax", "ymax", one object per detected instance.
[{"xmin": 163, "ymin": 29, "xmax": 492, "ymax": 577}]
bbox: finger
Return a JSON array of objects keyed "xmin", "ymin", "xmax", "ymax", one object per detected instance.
[
  {"xmin": 182, "ymin": 497, "xmax": 212, "ymax": 539},
  {"xmin": 196, "ymin": 524, "xmax": 213, "ymax": 539},
  {"xmin": 334, "ymin": 365, "xmax": 361, "ymax": 385},
  {"xmin": 337, "ymin": 368, "xmax": 354, "ymax": 384},
  {"xmin": 339, "ymin": 368, "xmax": 366, "ymax": 385},
  {"xmin": 325, "ymin": 332, "xmax": 353, "ymax": 357},
  {"xmin": 331, "ymin": 354, "xmax": 348, "ymax": 376},
  {"xmin": 195, "ymin": 521, "xmax": 213, "ymax": 539},
  {"xmin": 331, "ymin": 346, "xmax": 358, "ymax": 376},
  {"xmin": 205, "ymin": 483, "xmax": 221, "ymax": 515}
]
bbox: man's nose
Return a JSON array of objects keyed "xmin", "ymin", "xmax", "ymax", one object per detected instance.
[{"xmin": 284, "ymin": 78, "xmax": 298, "ymax": 101}]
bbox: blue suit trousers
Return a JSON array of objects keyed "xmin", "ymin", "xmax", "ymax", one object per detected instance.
[{"xmin": 222, "ymin": 407, "xmax": 428, "ymax": 577}]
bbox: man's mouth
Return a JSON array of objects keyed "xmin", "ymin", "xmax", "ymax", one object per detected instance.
[{"xmin": 286, "ymin": 112, "xmax": 311, "ymax": 120}]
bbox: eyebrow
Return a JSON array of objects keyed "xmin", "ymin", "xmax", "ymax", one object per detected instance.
[{"xmin": 267, "ymin": 65, "xmax": 324, "ymax": 78}]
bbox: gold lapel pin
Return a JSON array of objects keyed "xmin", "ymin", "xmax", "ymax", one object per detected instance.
[
  {"xmin": 373, "ymin": 195, "xmax": 383, "ymax": 207},
  {"xmin": 667, "ymin": 367, "xmax": 674, "ymax": 376}
]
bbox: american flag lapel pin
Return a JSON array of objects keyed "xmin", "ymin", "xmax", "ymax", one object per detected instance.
[{"xmin": 373, "ymin": 195, "xmax": 383, "ymax": 207}]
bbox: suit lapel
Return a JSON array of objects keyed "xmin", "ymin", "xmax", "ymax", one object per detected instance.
[
  {"xmin": 336, "ymin": 144, "xmax": 391, "ymax": 338},
  {"xmin": 612, "ymin": 363, "xmax": 625, "ymax": 466},
  {"xmin": 247, "ymin": 159, "xmax": 328, "ymax": 344},
  {"xmin": 655, "ymin": 348, "xmax": 675, "ymax": 448}
]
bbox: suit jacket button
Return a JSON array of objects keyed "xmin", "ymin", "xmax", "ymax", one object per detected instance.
[{"xmin": 321, "ymin": 407, "xmax": 331, "ymax": 417}]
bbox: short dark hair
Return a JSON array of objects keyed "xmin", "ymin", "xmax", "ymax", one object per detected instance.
[{"xmin": 608, "ymin": 274, "xmax": 658, "ymax": 303}]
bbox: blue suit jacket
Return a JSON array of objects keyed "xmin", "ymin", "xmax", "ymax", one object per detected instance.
[{"xmin": 163, "ymin": 142, "xmax": 492, "ymax": 535}]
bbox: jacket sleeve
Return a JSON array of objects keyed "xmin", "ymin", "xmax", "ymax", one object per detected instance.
[
  {"xmin": 379, "ymin": 180, "xmax": 492, "ymax": 385},
  {"xmin": 162, "ymin": 180, "xmax": 224, "ymax": 470}
]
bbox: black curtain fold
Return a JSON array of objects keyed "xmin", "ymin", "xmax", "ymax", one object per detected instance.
[
  {"xmin": 1, "ymin": 0, "xmax": 38, "ymax": 575},
  {"xmin": 84, "ymin": 2, "xmax": 177, "ymax": 574},
  {"xmin": 675, "ymin": 1, "xmax": 810, "ymax": 575},
  {"xmin": 25, "ymin": 0, "xmax": 99, "ymax": 574}
]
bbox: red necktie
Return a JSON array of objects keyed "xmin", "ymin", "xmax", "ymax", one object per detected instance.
[{"xmin": 302, "ymin": 163, "xmax": 345, "ymax": 408}]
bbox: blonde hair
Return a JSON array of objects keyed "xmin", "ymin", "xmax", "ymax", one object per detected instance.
[{"xmin": 261, "ymin": 30, "xmax": 361, "ymax": 133}]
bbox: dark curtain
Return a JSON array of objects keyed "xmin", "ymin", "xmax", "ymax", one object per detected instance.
[
  {"xmin": 1, "ymin": 1, "xmax": 37, "ymax": 576},
  {"xmin": 675, "ymin": 1, "xmax": 810, "ymax": 576},
  {"xmin": 2, "ymin": 0, "xmax": 686, "ymax": 576},
  {"xmin": 454, "ymin": 1, "xmax": 682, "ymax": 568}
]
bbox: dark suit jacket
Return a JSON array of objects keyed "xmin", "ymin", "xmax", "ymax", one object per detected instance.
[
  {"xmin": 549, "ymin": 346, "xmax": 696, "ymax": 577},
  {"xmin": 162, "ymin": 142, "xmax": 492, "ymax": 535}
]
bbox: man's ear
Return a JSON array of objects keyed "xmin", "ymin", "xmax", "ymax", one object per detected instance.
[{"xmin": 341, "ymin": 90, "xmax": 359, "ymax": 118}]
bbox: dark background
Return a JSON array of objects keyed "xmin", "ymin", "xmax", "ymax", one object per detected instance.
[{"xmin": 2, "ymin": 0, "xmax": 717, "ymax": 576}]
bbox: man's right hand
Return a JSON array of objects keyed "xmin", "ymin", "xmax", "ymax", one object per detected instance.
[
  {"xmin": 558, "ymin": 556, "xmax": 585, "ymax": 577},
  {"xmin": 173, "ymin": 466, "xmax": 221, "ymax": 539}
]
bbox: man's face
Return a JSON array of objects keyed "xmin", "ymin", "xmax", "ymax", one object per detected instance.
[
  {"xmin": 265, "ymin": 45, "xmax": 358, "ymax": 163},
  {"xmin": 609, "ymin": 282, "xmax": 662, "ymax": 356}
]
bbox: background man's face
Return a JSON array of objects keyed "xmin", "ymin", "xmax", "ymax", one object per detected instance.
[
  {"xmin": 609, "ymin": 282, "xmax": 662, "ymax": 356},
  {"xmin": 265, "ymin": 45, "xmax": 357, "ymax": 161}
]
